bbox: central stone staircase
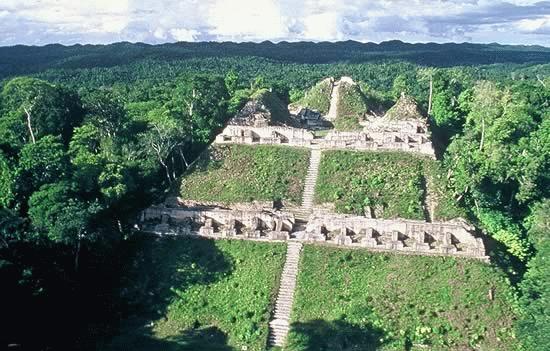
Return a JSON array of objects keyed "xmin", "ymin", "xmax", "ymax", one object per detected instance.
[
  {"xmin": 268, "ymin": 241, "xmax": 303, "ymax": 348},
  {"xmin": 294, "ymin": 149, "xmax": 322, "ymax": 221}
]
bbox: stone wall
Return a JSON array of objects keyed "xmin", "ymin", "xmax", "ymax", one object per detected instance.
[
  {"xmin": 215, "ymin": 125, "xmax": 435, "ymax": 157},
  {"xmin": 215, "ymin": 125, "xmax": 314, "ymax": 147},
  {"xmin": 139, "ymin": 206, "xmax": 487, "ymax": 260},
  {"xmin": 296, "ymin": 214, "xmax": 486, "ymax": 259},
  {"xmin": 141, "ymin": 206, "xmax": 295, "ymax": 241},
  {"xmin": 322, "ymin": 130, "xmax": 435, "ymax": 157}
]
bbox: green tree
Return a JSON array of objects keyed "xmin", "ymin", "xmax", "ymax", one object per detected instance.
[
  {"xmin": 0, "ymin": 152, "xmax": 15, "ymax": 208},
  {"xmin": 518, "ymin": 200, "xmax": 550, "ymax": 350},
  {"xmin": 15, "ymin": 135, "xmax": 69, "ymax": 200},
  {"xmin": 168, "ymin": 74, "xmax": 229, "ymax": 145},
  {"xmin": 224, "ymin": 70, "xmax": 239, "ymax": 95},
  {"xmin": 28, "ymin": 181, "xmax": 102, "ymax": 270},
  {"xmin": 0, "ymin": 77, "xmax": 83, "ymax": 149}
]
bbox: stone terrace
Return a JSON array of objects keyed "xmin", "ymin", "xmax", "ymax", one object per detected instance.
[{"xmin": 139, "ymin": 205, "xmax": 488, "ymax": 261}]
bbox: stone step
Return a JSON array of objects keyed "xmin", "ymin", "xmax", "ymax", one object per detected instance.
[{"xmin": 268, "ymin": 242, "xmax": 302, "ymax": 348}]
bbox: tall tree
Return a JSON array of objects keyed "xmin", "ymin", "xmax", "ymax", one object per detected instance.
[{"xmin": 0, "ymin": 77, "xmax": 83, "ymax": 149}]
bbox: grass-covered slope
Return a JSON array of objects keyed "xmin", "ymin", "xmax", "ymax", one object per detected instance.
[
  {"xmin": 180, "ymin": 144, "xmax": 310, "ymax": 205},
  {"xmin": 334, "ymin": 82, "xmax": 368, "ymax": 131},
  {"xmin": 315, "ymin": 150, "xmax": 465, "ymax": 220},
  {"xmin": 104, "ymin": 237, "xmax": 286, "ymax": 351},
  {"xmin": 315, "ymin": 150, "xmax": 425, "ymax": 219},
  {"xmin": 287, "ymin": 245, "xmax": 520, "ymax": 351},
  {"xmin": 296, "ymin": 78, "xmax": 332, "ymax": 114}
]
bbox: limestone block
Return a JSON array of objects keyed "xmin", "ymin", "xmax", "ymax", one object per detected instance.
[
  {"xmin": 333, "ymin": 234, "xmax": 352, "ymax": 246},
  {"xmin": 361, "ymin": 237, "xmax": 378, "ymax": 248},
  {"xmin": 413, "ymin": 242, "xmax": 431, "ymax": 252},
  {"xmin": 199, "ymin": 226, "xmax": 214, "ymax": 236},
  {"xmin": 269, "ymin": 231, "xmax": 289, "ymax": 240}
]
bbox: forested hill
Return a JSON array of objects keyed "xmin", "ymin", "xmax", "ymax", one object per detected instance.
[{"xmin": 1, "ymin": 40, "xmax": 550, "ymax": 79}]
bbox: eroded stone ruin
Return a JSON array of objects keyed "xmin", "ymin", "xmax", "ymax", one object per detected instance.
[
  {"xmin": 139, "ymin": 76, "xmax": 486, "ymax": 260},
  {"xmin": 215, "ymin": 77, "xmax": 435, "ymax": 157},
  {"xmin": 139, "ymin": 203, "xmax": 487, "ymax": 260}
]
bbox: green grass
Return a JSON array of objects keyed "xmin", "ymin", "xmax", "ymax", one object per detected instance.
[
  {"xmin": 334, "ymin": 83, "xmax": 367, "ymax": 131},
  {"xmin": 287, "ymin": 245, "xmax": 520, "ymax": 351},
  {"xmin": 297, "ymin": 79, "xmax": 332, "ymax": 114},
  {"xmin": 104, "ymin": 236, "xmax": 286, "ymax": 351},
  {"xmin": 180, "ymin": 144, "xmax": 310, "ymax": 205},
  {"xmin": 315, "ymin": 150, "xmax": 426, "ymax": 219},
  {"xmin": 315, "ymin": 150, "xmax": 466, "ymax": 220},
  {"xmin": 423, "ymin": 161, "xmax": 468, "ymax": 221}
]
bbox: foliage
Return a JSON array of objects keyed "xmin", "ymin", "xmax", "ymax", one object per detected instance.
[
  {"xmin": 445, "ymin": 81, "xmax": 549, "ymax": 260},
  {"xmin": 477, "ymin": 208, "xmax": 530, "ymax": 261},
  {"xmin": 296, "ymin": 79, "xmax": 332, "ymax": 114},
  {"xmin": 0, "ymin": 77, "xmax": 83, "ymax": 149},
  {"xmin": 334, "ymin": 82, "xmax": 367, "ymax": 131},
  {"xmin": 181, "ymin": 145, "xmax": 309, "ymax": 205},
  {"xmin": 0, "ymin": 152, "xmax": 15, "ymax": 208},
  {"xmin": 316, "ymin": 151, "xmax": 427, "ymax": 219},
  {"xmin": 517, "ymin": 200, "xmax": 550, "ymax": 350},
  {"xmin": 288, "ymin": 245, "xmax": 520, "ymax": 350},
  {"xmin": 104, "ymin": 237, "xmax": 285, "ymax": 351}
]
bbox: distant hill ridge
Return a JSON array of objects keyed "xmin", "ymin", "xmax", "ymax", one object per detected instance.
[{"xmin": 1, "ymin": 40, "xmax": 550, "ymax": 79}]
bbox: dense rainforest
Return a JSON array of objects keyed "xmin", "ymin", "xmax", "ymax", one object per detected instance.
[{"xmin": 0, "ymin": 41, "xmax": 548, "ymax": 350}]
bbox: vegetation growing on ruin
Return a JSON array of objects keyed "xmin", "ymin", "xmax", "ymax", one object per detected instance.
[
  {"xmin": 315, "ymin": 150, "xmax": 426, "ymax": 219},
  {"xmin": 287, "ymin": 245, "xmax": 520, "ymax": 351},
  {"xmin": 423, "ymin": 162, "xmax": 468, "ymax": 221},
  {"xmin": 315, "ymin": 150, "xmax": 466, "ymax": 221},
  {"xmin": 250, "ymin": 88, "xmax": 292, "ymax": 124},
  {"xmin": 180, "ymin": 144, "xmax": 310, "ymax": 205},
  {"xmin": 334, "ymin": 83, "xmax": 368, "ymax": 131},
  {"xmin": 1, "ymin": 42, "xmax": 548, "ymax": 351},
  {"xmin": 295, "ymin": 79, "xmax": 332, "ymax": 114},
  {"xmin": 103, "ymin": 236, "xmax": 286, "ymax": 351}
]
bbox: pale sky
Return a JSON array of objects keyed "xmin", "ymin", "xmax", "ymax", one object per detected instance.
[{"xmin": 1, "ymin": 0, "xmax": 549, "ymax": 46}]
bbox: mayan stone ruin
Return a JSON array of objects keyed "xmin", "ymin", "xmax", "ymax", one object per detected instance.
[
  {"xmin": 214, "ymin": 77, "xmax": 436, "ymax": 157},
  {"xmin": 140, "ymin": 76, "xmax": 487, "ymax": 260}
]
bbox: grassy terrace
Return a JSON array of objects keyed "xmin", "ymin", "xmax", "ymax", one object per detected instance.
[
  {"xmin": 315, "ymin": 150, "xmax": 465, "ymax": 220},
  {"xmin": 315, "ymin": 150, "xmax": 426, "ymax": 219},
  {"xmin": 287, "ymin": 245, "xmax": 520, "ymax": 351},
  {"xmin": 180, "ymin": 144, "xmax": 310, "ymax": 205},
  {"xmin": 104, "ymin": 237, "xmax": 286, "ymax": 351}
]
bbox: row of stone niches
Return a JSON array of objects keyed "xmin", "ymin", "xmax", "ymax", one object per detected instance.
[{"xmin": 139, "ymin": 207, "xmax": 488, "ymax": 260}]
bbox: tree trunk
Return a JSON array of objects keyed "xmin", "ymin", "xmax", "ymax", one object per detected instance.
[
  {"xmin": 171, "ymin": 154, "xmax": 177, "ymax": 180},
  {"xmin": 74, "ymin": 232, "xmax": 82, "ymax": 273},
  {"xmin": 428, "ymin": 77, "xmax": 433, "ymax": 115},
  {"xmin": 479, "ymin": 116, "xmax": 485, "ymax": 151},
  {"xmin": 536, "ymin": 75, "xmax": 547, "ymax": 88},
  {"xmin": 23, "ymin": 107, "xmax": 36, "ymax": 144},
  {"xmin": 179, "ymin": 148, "xmax": 189, "ymax": 169},
  {"xmin": 161, "ymin": 159, "xmax": 171, "ymax": 183}
]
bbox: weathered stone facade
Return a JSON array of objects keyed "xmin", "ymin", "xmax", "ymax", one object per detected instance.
[
  {"xmin": 295, "ymin": 214, "xmax": 486, "ymax": 259},
  {"xmin": 215, "ymin": 125, "xmax": 315, "ymax": 147},
  {"xmin": 140, "ymin": 206, "xmax": 295, "ymax": 241},
  {"xmin": 138, "ymin": 206, "xmax": 488, "ymax": 260},
  {"xmin": 215, "ymin": 125, "xmax": 435, "ymax": 156}
]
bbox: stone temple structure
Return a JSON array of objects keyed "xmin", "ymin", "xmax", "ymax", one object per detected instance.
[
  {"xmin": 215, "ymin": 78, "xmax": 435, "ymax": 157},
  {"xmin": 141, "ymin": 77, "xmax": 488, "ymax": 348},
  {"xmin": 141, "ymin": 77, "xmax": 486, "ymax": 260},
  {"xmin": 140, "ymin": 202, "xmax": 487, "ymax": 260}
]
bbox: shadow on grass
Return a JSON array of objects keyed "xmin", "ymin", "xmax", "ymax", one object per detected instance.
[
  {"xmin": 107, "ymin": 326, "xmax": 234, "ymax": 351},
  {"xmin": 99, "ymin": 235, "xmax": 234, "ymax": 349},
  {"xmin": 285, "ymin": 319, "xmax": 387, "ymax": 351}
]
